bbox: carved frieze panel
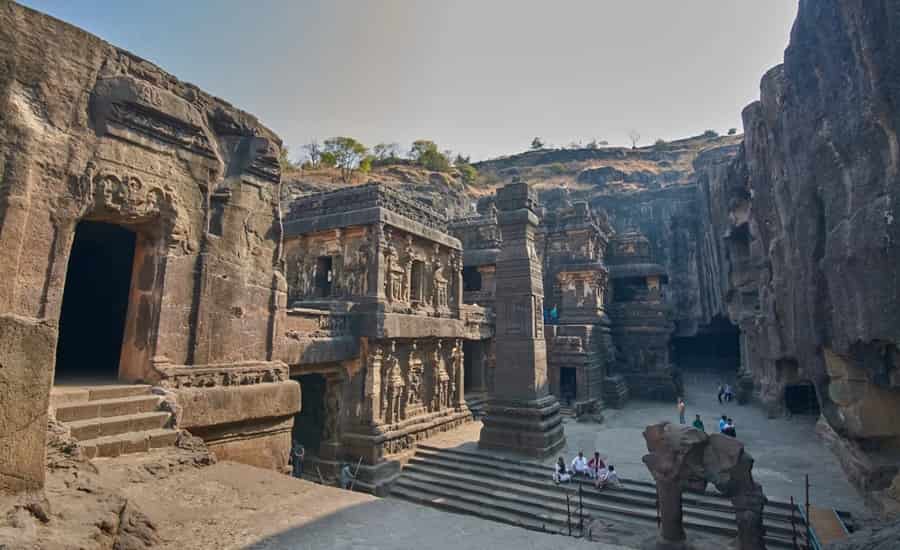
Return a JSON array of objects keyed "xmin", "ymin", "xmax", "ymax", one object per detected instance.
[
  {"xmin": 159, "ymin": 364, "xmax": 288, "ymax": 389},
  {"xmin": 108, "ymin": 101, "xmax": 216, "ymax": 159}
]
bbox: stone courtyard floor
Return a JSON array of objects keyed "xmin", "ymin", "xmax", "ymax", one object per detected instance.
[{"xmin": 432, "ymin": 369, "xmax": 869, "ymax": 519}]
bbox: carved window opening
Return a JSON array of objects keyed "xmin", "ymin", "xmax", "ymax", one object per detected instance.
[
  {"xmin": 314, "ymin": 256, "xmax": 333, "ymax": 297},
  {"xmin": 463, "ymin": 266, "xmax": 482, "ymax": 291},
  {"xmin": 55, "ymin": 221, "xmax": 137, "ymax": 383},
  {"xmin": 410, "ymin": 260, "xmax": 425, "ymax": 303},
  {"xmin": 613, "ymin": 277, "xmax": 643, "ymax": 302}
]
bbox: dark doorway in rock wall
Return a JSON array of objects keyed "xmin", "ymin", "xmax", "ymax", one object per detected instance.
[
  {"xmin": 785, "ymin": 382, "xmax": 821, "ymax": 416},
  {"xmin": 463, "ymin": 341, "xmax": 475, "ymax": 392},
  {"xmin": 292, "ymin": 373, "xmax": 327, "ymax": 455},
  {"xmin": 55, "ymin": 221, "xmax": 136, "ymax": 382},
  {"xmin": 314, "ymin": 256, "xmax": 332, "ymax": 297},
  {"xmin": 671, "ymin": 316, "xmax": 741, "ymax": 375},
  {"xmin": 560, "ymin": 367, "xmax": 577, "ymax": 405},
  {"xmin": 463, "ymin": 266, "xmax": 482, "ymax": 291}
]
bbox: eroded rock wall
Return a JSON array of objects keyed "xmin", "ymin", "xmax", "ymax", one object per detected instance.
[
  {"xmin": 698, "ymin": 0, "xmax": 900, "ymax": 500},
  {"xmin": 0, "ymin": 1, "xmax": 297, "ymax": 489}
]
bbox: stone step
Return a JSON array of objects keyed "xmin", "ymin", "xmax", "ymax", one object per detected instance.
[
  {"xmin": 50, "ymin": 384, "xmax": 153, "ymax": 409},
  {"xmin": 410, "ymin": 449, "xmax": 786, "ymax": 524},
  {"xmin": 403, "ymin": 461, "xmax": 793, "ymax": 536},
  {"xmin": 417, "ymin": 444, "xmax": 800, "ymax": 514},
  {"xmin": 80, "ymin": 428, "xmax": 179, "ymax": 459},
  {"xmin": 396, "ymin": 458, "xmax": 800, "ymax": 549},
  {"xmin": 86, "ymin": 384, "xmax": 153, "ymax": 401},
  {"xmin": 393, "ymin": 477, "xmax": 572, "ymax": 534},
  {"xmin": 55, "ymin": 395, "xmax": 162, "ymax": 423},
  {"xmin": 405, "ymin": 460, "xmax": 801, "ymax": 541},
  {"xmin": 67, "ymin": 411, "xmax": 172, "ymax": 441}
]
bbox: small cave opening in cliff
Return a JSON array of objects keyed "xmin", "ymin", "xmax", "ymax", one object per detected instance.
[
  {"xmin": 785, "ymin": 382, "xmax": 821, "ymax": 416},
  {"xmin": 55, "ymin": 221, "xmax": 136, "ymax": 383},
  {"xmin": 671, "ymin": 316, "xmax": 741, "ymax": 376},
  {"xmin": 292, "ymin": 373, "xmax": 327, "ymax": 455}
]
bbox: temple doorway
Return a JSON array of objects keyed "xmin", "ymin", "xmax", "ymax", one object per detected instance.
[
  {"xmin": 785, "ymin": 382, "xmax": 821, "ymax": 416},
  {"xmin": 292, "ymin": 373, "xmax": 327, "ymax": 454},
  {"xmin": 463, "ymin": 341, "xmax": 475, "ymax": 392},
  {"xmin": 672, "ymin": 316, "xmax": 741, "ymax": 375},
  {"xmin": 55, "ymin": 221, "xmax": 136, "ymax": 383},
  {"xmin": 560, "ymin": 367, "xmax": 576, "ymax": 405}
]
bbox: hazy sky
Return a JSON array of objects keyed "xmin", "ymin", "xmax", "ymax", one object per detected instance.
[{"xmin": 21, "ymin": 1, "xmax": 798, "ymax": 161}]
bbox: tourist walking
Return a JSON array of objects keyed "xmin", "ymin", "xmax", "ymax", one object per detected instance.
[
  {"xmin": 692, "ymin": 414, "xmax": 705, "ymax": 431},
  {"xmin": 339, "ymin": 462, "xmax": 355, "ymax": 489},
  {"xmin": 290, "ymin": 442, "xmax": 305, "ymax": 479},
  {"xmin": 724, "ymin": 384, "xmax": 734, "ymax": 403},
  {"xmin": 717, "ymin": 382, "xmax": 725, "ymax": 404},
  {"xmin": 718, "ymin": 414, "xmax": 728, "ymax": 433},
  {"xmin": 677, "ymin": 397, "xmax": 686, "ymax": 424}
]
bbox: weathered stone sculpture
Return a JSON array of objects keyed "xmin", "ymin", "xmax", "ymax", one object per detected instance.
[
  {"xmin": 642, "ymin": 423, "xmax": 708, "ymax": 549},
  {"xmin": 479, "ymin": 181, "xmax": 565, "ymax": 457},
  {"xmin": 703, "ymin": 434, "xmax": 767, "ymax": 550},
  {"xmin": 642, "ymin": 422, "xmax": 768, "ymax": 550}
]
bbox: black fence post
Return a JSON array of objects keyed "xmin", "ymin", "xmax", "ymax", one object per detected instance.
[
  {"xmin": 566, "ymin": 493, "xmax": 572, "ymax": 537},
  {"xmin": 579, "ymin": 482, "xmax": 584, "ymax": 535}
]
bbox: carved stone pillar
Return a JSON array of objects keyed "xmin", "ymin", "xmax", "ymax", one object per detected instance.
[{"xmin": 479, "ymin": 181, "xmax": 565, "ymax": 458}]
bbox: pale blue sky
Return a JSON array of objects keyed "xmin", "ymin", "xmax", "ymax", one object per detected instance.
[{"xmin": 20, "ymin": 1, "xmax": 798, "ymax": 161}]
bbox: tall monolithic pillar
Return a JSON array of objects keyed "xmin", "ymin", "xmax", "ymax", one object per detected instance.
[{"xmin": 479, "ymin": 181, "xmax": 565, "ymax": 457}]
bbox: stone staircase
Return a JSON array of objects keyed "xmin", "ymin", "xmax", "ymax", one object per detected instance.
[
  {"xmin": 392, "ymin": 445, "xmax": 809, "ymax": 549},
  {"xmin": 51, "ymin": 384, "xmax": 178, "ymax": 459}
]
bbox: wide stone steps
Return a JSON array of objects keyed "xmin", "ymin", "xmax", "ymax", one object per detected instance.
[
  {"xmin": 393, "ymin": 445, "xmax": 806, "ymax": 549},
  {"xmin": 52, "ymin": 384, "xmax": 177, "ymax": 459},
  {"xmin": 415, "ymin": 446, "xmax": 799, "ymax": 524}
]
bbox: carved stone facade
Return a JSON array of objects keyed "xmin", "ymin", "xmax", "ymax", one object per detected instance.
[
  {"xmin": 278, "ymin": 183, "xmax": 470, "ymax": 494},
  {"xmin": 607, "ymin": 230, "xmax": 678, "ymax": 400},
  {"xmin": 478, "ymin": 181, "xmax": 566, "ymax": 457},
  {"xmin": 0, "ymin": 3, "xmax": 298, "ymax": 492}
]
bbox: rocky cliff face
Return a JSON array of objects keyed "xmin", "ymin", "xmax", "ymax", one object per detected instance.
[{"xmin": 697, "ymin": 0, "xmax": 900, "ymax": 506}]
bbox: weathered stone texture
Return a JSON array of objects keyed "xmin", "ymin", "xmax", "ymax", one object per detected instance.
[
  {"xmin": 0, "ymin": 1, "xmax": 298, "ymax": 490},
  {"xmin": 0, "ymin": 315, "xmax": 56, "ymax": 492},
  {"xmin": 695, "ymin": 0, "xmax": 900, "ymax": 502}
]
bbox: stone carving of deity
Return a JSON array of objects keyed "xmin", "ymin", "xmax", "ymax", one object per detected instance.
[
  {"xmin": 450, "ymin": 339, "xmax": 463, "ymax": 406},
  {"xmin": 433, "ymin": 258, "xmax": 448, "ymax": 311},
  {"xmin": 382, "ymin": 341, "xmax": 405, "ymax": 424},
  {"xmin": 406, "ymin": 342, "xmax": 424, "ymax": 408},
  {"xmin": 385, "ymin": 232, "xmax": 406, "ymax": 303},
  {"xmin": 432, "ymin": 340, "xmax": 451, "ymax": 411}
]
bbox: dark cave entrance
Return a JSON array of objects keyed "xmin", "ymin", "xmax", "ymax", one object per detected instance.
[
  {"xmin": 785, "ymin": 382, "xmax": 821, "ymax": 416},
  {"xmin": 55, "ymin": 221, "xmax": 136, "ymax": 383},
  {"xmin": 672, "ymin": 316, "xmax": 741, "ymax": 375},
  {"xmin": 292, "ymin": 373, "xmax": 327, "ymax": 455}
]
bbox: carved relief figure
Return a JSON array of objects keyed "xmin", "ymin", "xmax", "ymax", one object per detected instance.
[
  {"xmin": 450, "ymin": 339, "xmax": 463, "ymax": 406},
  {"xmin": 385, "ymin": 230, "xmax": 406, "ymax": 303},
  {"xmin": 367, "ymin": 344, "xmax": 383, "ymax": 422},
  {"xmin": 433, "ymin": 257, "xmax": 449, "ymax": 311},
  {"xmin": 382, "ymin": 341, "xmax": 405, "ymax": 424},
  {"xmin": 432, "ymin": 340, "xmax": 451, "ymax": 411},
  {"xmin": 322, "ymin": 382, "xmax": 341, "ymax": 442},
  {"xmin": 407, "ymin": 342, "xmax": 424, "ymax": 410}
]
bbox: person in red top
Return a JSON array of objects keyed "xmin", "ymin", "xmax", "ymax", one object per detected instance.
[{"xmin": 588, "ymin": 451, "xmax": 606, "ymax": 479}]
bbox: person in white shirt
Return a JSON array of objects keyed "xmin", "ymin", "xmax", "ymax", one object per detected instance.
[{"xmin": 571, "ymin": 451, "xmax": 590, "ymax": 478}]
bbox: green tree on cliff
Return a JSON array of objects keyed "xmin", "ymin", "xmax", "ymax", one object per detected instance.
[
  {"xmin": 531, "ymin": 137, "xmax": 544, "ymax": 150},
  {"xmin": 410, "ymin": 139, "xmax": 451, "ymax": 172},
  {"xmin": 324, "ymin": 136, "xmax": 368, "ymax": 182}
]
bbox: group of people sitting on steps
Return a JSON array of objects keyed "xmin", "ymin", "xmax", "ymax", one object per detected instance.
[{"xmin": 553, "ymin": 450, "xmax": 622, "ymax": 489}]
